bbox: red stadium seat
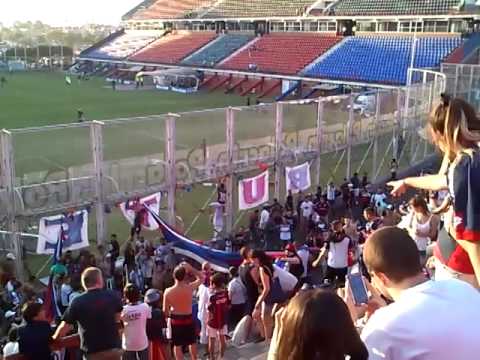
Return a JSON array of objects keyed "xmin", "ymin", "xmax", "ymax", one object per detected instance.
[
  {"xmin": 130, "ymin": 31, "xmax": 218, "ymax": 64},
  {"xmin": 218, "ymin": 33, "xmax": 342, "ymax": 75}
]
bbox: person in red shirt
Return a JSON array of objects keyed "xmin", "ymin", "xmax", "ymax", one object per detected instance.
[
  {"xmin": 315, "ymin": 196, "xmax": 330, "ymax": 223},
  {"xmin": 207, "ymin": 273, "xmax": 230, "ymax": 360}
]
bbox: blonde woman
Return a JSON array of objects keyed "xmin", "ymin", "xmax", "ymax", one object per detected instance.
[{"xmin": 389, "ymin": 95, "xmax": 480, "ymax": 288}]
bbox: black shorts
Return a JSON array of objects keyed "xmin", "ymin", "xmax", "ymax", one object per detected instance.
[{"xmin": 170, "ymin": 314, "xmax": 196, "ymax": 347}]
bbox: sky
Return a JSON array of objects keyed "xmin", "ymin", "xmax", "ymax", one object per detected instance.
[{"xmin": 1, "ymin": 0, "xmax": 142, "ymax": 27}]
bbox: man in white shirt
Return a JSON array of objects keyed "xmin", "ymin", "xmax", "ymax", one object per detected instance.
[
  {"xmin": 353, "ymin": 226, "xmax": 480, "ymax": 360},
  {"xmin": 259, "ymin": 206, "xmax": 270, "ymax": 230},
  {"xmin": 300, "ymin": 195, "xmax": 314, "ymax": 219},
  {"xmin": 210, "ymin": 202, "xmax": 224, "ymax": 241}
]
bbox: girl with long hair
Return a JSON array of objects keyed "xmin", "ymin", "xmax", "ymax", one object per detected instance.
[
  {"xmin": 389, "ymin": 95, "xmax": 480, "ymax": 287},
  {"xmin": 250, "ymin": 250, "xmax": 274, "ymax": 340},
  {"xmin": 268, "ymin": 289, "xmax": 368, "ymax": 360}
]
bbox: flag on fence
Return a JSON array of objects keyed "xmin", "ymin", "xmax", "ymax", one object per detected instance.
[
  {"xmin": 44, "ymin": 227, "xmax": 64, "ymax": 322},
  {"xmin": 119, "ymin": 193, "xmax": 161, "ymax": 231},
  {"xmin": 285, "ymin": 162, "xmax": 311, "ymax": 193},
  {"xmin": 238, "ymin": 170, "xmax": 269, "ymax": 210},
  {"xmin": 37, "ymin": 210, "xmax": 89, "ymax": 255}
]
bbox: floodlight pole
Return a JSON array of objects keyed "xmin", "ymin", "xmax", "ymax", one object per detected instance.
[
  {"xmin": 225, "ymin": 107, "xmax": 235, "ymax": 235},
  {"xmin": 274, "ymin": 102, "xmax": 284, "ymax": 201},
  {"xmin": 0, "ymin": 130, "xmax": 24, "ymax": 281},
  {"xmin": 315, "ymin": 100, "xmax": 324, "ymax": 186},
  {"xmin": 165, "ymin": 115, "xmax": 178, "ymax": 227},
  {"xmin": 90, "ymin": 121, "xmax": 107, "ymax": 244}
]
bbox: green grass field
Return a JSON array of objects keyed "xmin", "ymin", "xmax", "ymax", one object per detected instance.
[{"xmin": 0, "ymin": 71, "xmax": 411, "ymax": 277}]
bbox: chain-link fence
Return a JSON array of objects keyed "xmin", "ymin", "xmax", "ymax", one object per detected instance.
[
  {"xmin": 441, "ymin": 63, "xmax": 480, "ymax": 111},
  {"xmin": 0, "ymin": 71, "xmax": 445, "ymax": 274}
]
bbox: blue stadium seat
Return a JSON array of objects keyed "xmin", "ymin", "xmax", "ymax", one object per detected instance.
[
  {"xmin": 181, "ymin": 34, "xmax": 254, "ymax": 67},
  {"xmin": 305, "ymin": 36, "xmax": 462, "ymax": 85}
]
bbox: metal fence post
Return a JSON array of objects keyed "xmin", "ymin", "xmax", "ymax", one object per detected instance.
[
  {"xmin": 346, "ymin": 94, "xmax": 354, "ymax": 179},
  {"xmin": 372, "ymin": 92, "xmax": 380, "ymax": 180},
  {"xmin": 315, "ymin": 100, "xmax": 324, "ymax": 186},
  {"xmin": 453, "ymin": 65, "xmax": 459, "ymax": 98},
  {"xmin": 468, "ymin": 65, "xmax": 474, "ymax": 103},
  {"xmin": 165, "ymin": 114, "xmax": 178, "ymax": 227},
  {"xmin": 225, "ymin": 107, "xmax": 235, "ymax": 235},
  {"xmin": 90, "ymin": 121, "xmax": 107, "ymax": 244},
  {"xmin": 274, "ymin": 102, "xmax": 284, "ymax": 201},
  {"xmin": 0, "ymin": 130, "xmax": 23, "ymax": 281}
]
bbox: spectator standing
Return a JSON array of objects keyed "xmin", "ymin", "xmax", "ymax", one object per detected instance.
[
  {"xmin": 285, "ymin": 190, "xmax": 294, "ymax": 212},
  {"xmin": 313, "ymin": 220, "xmax": 351, "ymax": 286},
  {"xmin": 207, "ymin": 273, "xmax": 230, "ymax": 360},
  {"xmin": 163, "ymin": 263, "xmax": 203, "ymax": 360},
  {"xmin": 248, "ymin": 209, "xmax": 260, "ymax": 243},
  {"xmin": 145, "ymin": 289, "xmax": 170, "ymax": 360},
  {"xmin": 361, "ymin": 172, "xmax": 369, "ymax": 188},
  {"xmin": 227, "ymin": 267, "xmax": 247, "ymax": 331},
  {"xmin": 407, "ymin": 196, "xmax": 439, "ymax": 265},
  {"xmin": 388, "ymin": 96, "xmax": 480, "ymax": 287},
  {"xmin": 250, "ymin": 250, "xmax": 276, "ymax": 340},
  {"xmin": 352, "ymin": 226, "xmax": 480, "ymax": 360},
  {"xmin": 351, "ymin": 172, "xmax": 361, "ymax": 201},
  {"xmin": 238, "ymin": 247, "xmax": 259, "ymax": 339},
  {"xmin": 18, "ymin": 302, "xmax": 53, "ymax": 360},
  {"xmin": 54, "ymin": 267, "xmax": 123, "ymax": 360},
  {"xmin": 268, "ymin": 290, "xmax": 368, "ymax": 360},
  {"xmin": 390, "ymin": 158, "xmax": 399, "ymax": 180},
  {"xmin": 259, "ymin": 206, "xmax": 270, "ymax": 232},
  {"xmin": 121, "ymin": 284, "xmax": 151, "ymax": 360},
  {"xmin": 3, "ymin": 327, "xmax": 19, "ymax": 357},
  {"xmin": 60, "ymin": 274, "xmax": 72, "ymax": 314}
]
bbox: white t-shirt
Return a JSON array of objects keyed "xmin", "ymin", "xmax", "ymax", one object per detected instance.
[
  {"xmin": 301, "ymin": 201, "xmax": 314, "ymax": 218},
  {"xmin": 121, "ymin": 302, "xmax": 151, "ymax": 351},
  {"xmin": 327, "ymin": 185, "xmax": 336, "ymax": 201},
  {"xmin": 61, "ymin": 284, "xmax": 72, "ymax": 307},
  {"xmin": 279, "ymin": 224, "xmax": 291, "ymax": 241},
  {"xmin": 361, "ymin": 279, "xmax": 480, "ymax": 360},
  {"xmin": 211, "ymin": 203, "xmax": 224, "ymax": 228},
  {"xmin": 228, "ymin": 277, "xmax": 247, "ymax": 305},
  {"xmin": 3, "ymin": 341, "xmax": 19, "ymax": 356},
  {"xmin": 327, "ymin": 236, "xmax": 350, "ymax": 269},
  {"xmin": 259, "ymin": 209, "xmax": 270, "ymax": 229}
]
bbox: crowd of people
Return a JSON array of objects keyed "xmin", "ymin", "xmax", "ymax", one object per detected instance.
[{"xmin": 3, "ymin": 94, "xmax": 480, "ymax": 360}]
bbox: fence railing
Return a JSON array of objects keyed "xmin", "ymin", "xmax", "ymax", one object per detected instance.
[{"xmin": 0, "ymin": 68, "xmax": 445, "ymax": 279}]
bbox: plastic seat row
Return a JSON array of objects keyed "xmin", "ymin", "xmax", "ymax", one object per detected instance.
[
  {"xmin": 130, "ymin": 0, "xmax": 214, "ymax": 20},
  {"xmin": 201, "ymin": 0, "xmax": 315, "ymax": 18},
  {"xmin": 82, "ymin": 32, "xmax": 160, "ymax": 60},
  {"xmin": 331, "ymin": 0, "xmax": 462, "ymax": 16},
  {"xmin": 182, "ymin": 34, "xmax": 254, "ymax": 66},
  {"xmin": 219, "ymin": 33, "xmax": 342, "ymax": 75},
  {"xmin": 305, "ymin": 36, "xmax": 462, "ymax": 85},
  {"xmin": 129, "ymin": 31, "xmax": 218, "ymax": 64}
]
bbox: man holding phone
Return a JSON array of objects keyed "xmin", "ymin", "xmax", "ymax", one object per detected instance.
[{"xmin": 345, "ymin": 227, "xmax": 480, "ymax": 360}]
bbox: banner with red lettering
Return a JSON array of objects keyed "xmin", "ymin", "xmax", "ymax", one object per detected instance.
[{"xmin": 238, "ymin": 171, "xmax": 269, "ymax": 210}]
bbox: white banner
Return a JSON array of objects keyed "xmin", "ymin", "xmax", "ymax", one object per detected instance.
[
  {"xmin": 119, "ymin": 193, "xmax": 161, "ymax": 231},
  {"xmin": 37, "ymin": 210, "xmax": 89, "ymax": 255},
  {"xmin": 238, "ymin": 171, "xmax": 269, "ymax": 210},
  {"xmin": 285, "ymin": 162, "xmax": 311, "ymax": 193}
]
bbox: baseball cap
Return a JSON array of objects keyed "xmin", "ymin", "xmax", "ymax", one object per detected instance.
[
  {"xmin": 145, "ymin": 289, "xmax": 161, "ymax": 304},
  {"xmin": 6, "ymin": 253, "xmax": 15, "ymax": 260}
]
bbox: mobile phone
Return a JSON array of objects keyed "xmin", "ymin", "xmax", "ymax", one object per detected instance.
[{"xmin": 348, "ymin": 273, "xmax": 369, "ymax": 305}]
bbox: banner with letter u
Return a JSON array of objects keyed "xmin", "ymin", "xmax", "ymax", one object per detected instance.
[{"xmin": 238, "ymin": 171, "xmax": 269, "ymax": 210}]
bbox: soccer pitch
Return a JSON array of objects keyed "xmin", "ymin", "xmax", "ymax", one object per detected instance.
[{"xmin": 0, "ymin": 71, "xmax": 399, "ymax": 276}]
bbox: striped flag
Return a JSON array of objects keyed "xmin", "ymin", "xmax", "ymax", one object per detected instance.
[{"xmin": 44, "ymin": 226, "xmax": 65, "ymax": 322}]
